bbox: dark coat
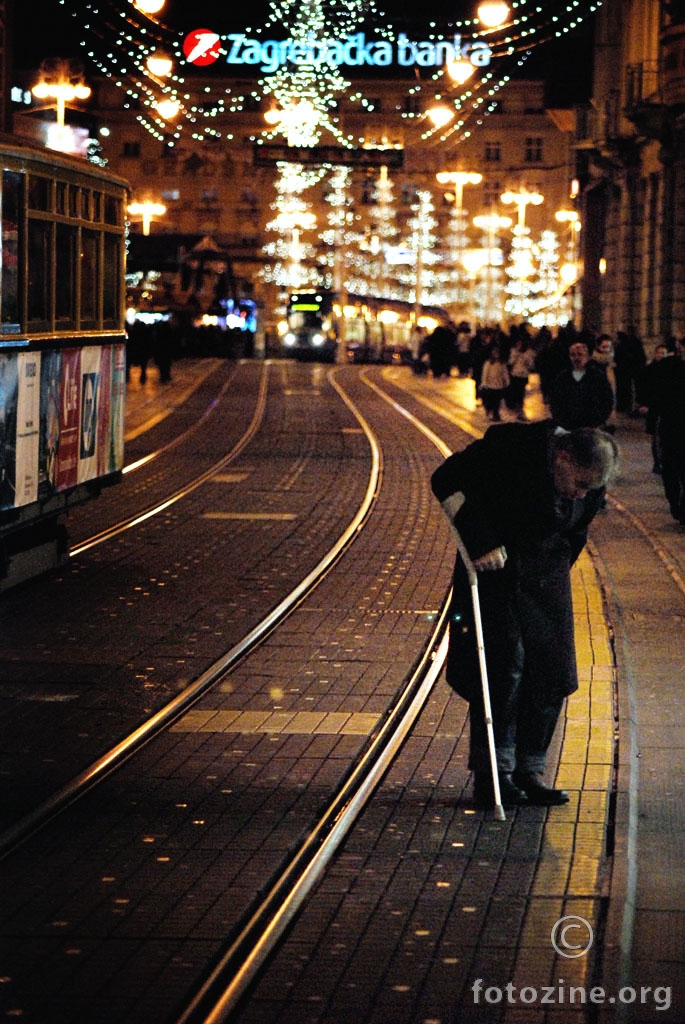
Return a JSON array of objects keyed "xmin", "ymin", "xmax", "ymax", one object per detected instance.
[
  {"xmin": 548, "ymin": 362, "xmax": 614, "ymax": 430},
  {"xmin": 431, "ymin": 421, "xmax": 605, "ymax": 703}
]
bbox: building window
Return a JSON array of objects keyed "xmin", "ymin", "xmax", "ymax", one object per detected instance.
[
  {"xmin": 122, "ymin": 141, "xmax": 140, "ymax": 157},
  {"xmin": 525, "ymin": 137, "xmax": 544, "ymax": 163},
  {"xmin": 484, "ymin": 141, "xmax": 501, "ymax": 162},
  {"xmin": 362, "ymin": 177, "xmax": 377, "ymax": 204},
  {"xmin": 162, "ymin": 189, "xmax": 180, "ymax": 202},
  {"xmin": 483, "ymin": 181, "xmax": 502, "ymax": 208},
  {"xmin": 401, "ymin": 184, "xmax": 419, "ymax": 205}
]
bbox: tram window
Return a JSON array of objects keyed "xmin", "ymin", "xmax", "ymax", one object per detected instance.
[
  {"xmin": 69, "ymin": 185, "xmax": 80, "ymax": 218},
  {"xmin": 56, "ymin": 180, "xmax": 67, "ymax": 215},
  {"xmin": 80, "ymin": 229, "xmax": 99, "ymax": 325},
  {"xmin": 104, "ymin": 194, "xmax": 121, "ymax": 226},
  {"xmin": 102, "ymin": 232, "xmax": 121, "ymax": 324},
  {"xmin": 27, "ymin": 220, "xmax": 51, "ymax": 325},
  {"xmin": 55, "ymin": 223, "xmax": 77, "ymax": 326},
  {"xmin": 1, "ymin": 170, "xmax": 22, "ymax": 331},
  {"xmin": 28, "ymin": 175, "xmax": 51, "ymax": 211}
]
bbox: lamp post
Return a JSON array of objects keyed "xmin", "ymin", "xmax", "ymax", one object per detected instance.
[
  {"xmin": 461, "ymin": 248, "xmax": 489, "ymax": 326},
  {"xmin": 31, "ymin": 58, "xmax": 91, "ymax": 153},
  {"xmin": 500, "ymin": 188, "xmax": 544, "ymax": 230},
  {"xmin": 473, "ymin": 213, "xmax": 512, "ymax": 323},
  {"xmin": 500, "ymin": 189, "xmax": 544, "ymax": 321},
  {"xmin": 436, "ymin": 171, "xmax": 483, "ymax": 317},
  {"xmin": 555, "ymin": 209, "xmax": 581, "ymax": 326},
  {"xmin": 128, "ymin": 201, "xmax": 166, "ymax": 235}
]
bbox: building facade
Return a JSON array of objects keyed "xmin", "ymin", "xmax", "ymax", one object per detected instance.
[
  {"xmin": 577, "ymin": 0, "xmax": 685, "ymax": 349},
  {"xmin": 12, "ymin": 63, "xmax": 578, "ymax": 332}
]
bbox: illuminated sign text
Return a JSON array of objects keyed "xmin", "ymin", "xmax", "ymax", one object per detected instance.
[{"xmin": 224, "ymin": 33, "xmax": 492, "ymax": 73}]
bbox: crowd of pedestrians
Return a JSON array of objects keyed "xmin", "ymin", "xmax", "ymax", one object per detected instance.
[{"xmin": 417, "ymin": 318, "xmax": 685, "ymax": 528}]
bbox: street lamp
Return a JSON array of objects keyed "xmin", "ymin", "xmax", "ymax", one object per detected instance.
[
  {"xmin": 500, "ymin": 188, "xmax": 544, "ymax": 230},
  {"xmin": 128, "ymin": 200, "xmax": 166, "ymax": 235},
  {"xmin": 437, "ymin": 171, "xmax": 483, "ymax": 212},
  {"xmin": 556, "ymin": 209, "xmax": 581, "ymax": 326},
  {"xmin": 500, "ymin": 190, "xmax": 544, "ymax": 321},
  {"xmin": 437, "ymin": 171, "xmax": 483, "ymax": 316},
  {"xmin": 31, "ymin": 58, "xmax": 91, "ymax": 153},
  {"xmin": 473, "ymin": 213, "xmax": 512, "ymax": 323},
  {"xmin": 462, "ymin": 248, "xmax": 489, "ymax": 326}
]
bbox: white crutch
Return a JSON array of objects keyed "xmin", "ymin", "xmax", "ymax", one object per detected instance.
[{"xmin": 442, "ymin": 492, "xmax": 506, "ymax": 821}]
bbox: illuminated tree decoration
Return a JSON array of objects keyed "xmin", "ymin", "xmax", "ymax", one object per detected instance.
[{"xmin": 261, "ymin": 162, "xmax": 326, "ymax": 288}]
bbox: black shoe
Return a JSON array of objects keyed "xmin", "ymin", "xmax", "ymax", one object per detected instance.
[
  {"xmin": 473, "ymin": 771, "xmax": 529, "ymax": 809},
  {"xmin": 512, "ymin": 771, "xmax": 569, "ymax": 806}
]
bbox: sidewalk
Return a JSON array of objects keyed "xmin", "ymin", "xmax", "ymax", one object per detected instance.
[{"xmin": 124, "ymin": 357, "xmax": 224, "ymax": 441}]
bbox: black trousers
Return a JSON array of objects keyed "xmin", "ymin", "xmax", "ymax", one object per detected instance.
[{"xmin": 468, "ymin": 680, "xmax": 565, "ymax": 775}]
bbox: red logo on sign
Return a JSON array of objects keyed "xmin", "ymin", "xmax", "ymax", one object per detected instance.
[{"xmin": 183, "ymin": 29, "xmax": 222, "ymax": 66}]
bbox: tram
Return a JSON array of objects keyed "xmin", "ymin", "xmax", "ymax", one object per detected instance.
[
  {"xmin": 281, "ymin": 290, "xmax": 451, "ymax": 364},
  {"xmin": 0, "ymin": 138, "xmax": 129, "ymax": 590}
]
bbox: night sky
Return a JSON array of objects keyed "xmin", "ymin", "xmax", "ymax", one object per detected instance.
[{"xmin": 12, "ymin": 0, "xmax": 595, "ymax": 106}]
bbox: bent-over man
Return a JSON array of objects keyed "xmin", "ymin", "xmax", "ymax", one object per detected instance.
[{"xmin": 431, "ymin": 422, "xmax": 619, "ymax": 809}]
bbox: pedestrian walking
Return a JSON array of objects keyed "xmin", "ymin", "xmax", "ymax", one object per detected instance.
[
  {"xmin": 637, "ymin": 341, "xmax": 671, "ymax": 474},
  {"xmin": 431, "ymin": 422, "xmax": 620, "ymax": 809},
  {"xmin": 479, "ymin": 344, "xmax": 509, "ymax": 421},
  {"xmin": 649, "ymin": 337, "xmax": 685, "ymax": 524},
  {"xmin": 506, "ymin": 336, "xmax": 536, "ymax": 419}
]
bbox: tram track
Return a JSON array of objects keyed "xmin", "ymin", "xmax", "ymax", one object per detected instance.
[
  {"xmin": 121, "ymin": 363, "xmax": 241, "ymax": 477},
  {"xmin": 0, "ymin": 364, "xmax": 463, "ymax": 1024},
  {"xmin": 71, "ymin": 363, "xmax": 268, "ymax": 556},
  {"xmin": 0, "ymin": 367, "xmax": 382, "ymax": 859},
  {"xmin": 5, "ymin": 367, "xmax": 680, "ymax": 1024}
]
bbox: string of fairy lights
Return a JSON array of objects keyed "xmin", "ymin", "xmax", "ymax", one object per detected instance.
[
  {"xmin": 61, "ymin": 0, "xmax": 602, "ymax": 149},
  {"xmin": 44, "ymin": 0, "xmax": 601, "ymax": 314}
]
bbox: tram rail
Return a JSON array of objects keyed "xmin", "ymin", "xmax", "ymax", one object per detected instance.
[{"xmin": 2, "ymin": 366, "xmax": 682, "ymax": 1024}]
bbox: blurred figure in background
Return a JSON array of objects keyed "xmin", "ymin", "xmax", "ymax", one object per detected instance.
[
  {"xmin": 648, "ymin": 337, "xmax": 685, "ymax": 524},
  {"xmin": 549, "ymin": 339, "xmax": 614, "ymax": 432},
  {"xmin": 637, "ymin": 340, "xmax": 672, "ymax": 474}
]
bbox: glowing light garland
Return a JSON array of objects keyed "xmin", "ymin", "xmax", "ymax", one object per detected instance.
[{"xmin": 64, "ymin": 0, "xmax": 603, "ymax": 145}]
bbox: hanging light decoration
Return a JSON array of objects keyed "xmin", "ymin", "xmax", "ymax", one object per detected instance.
[
  {"xmin": 146, "ymin": 51, "xmax": 173, "ymax": 77},
  {"xmin": 134, "ymin": 0, "xmax": 166, "ymax": 14},
  {"xmin": 477, "ymin": 2, "xmax": 510, "ymax": 28},
  {"xmin": 427, "ymin": 104, "xmax": 455, "ymax": 128},
  {"xmin": 446, "ymin": 57, "xmax": 476, "ymax": 85}
]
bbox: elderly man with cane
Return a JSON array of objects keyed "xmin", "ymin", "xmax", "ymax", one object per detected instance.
[{"xmin": 431, "ymin": 422, "xmax": 619, "ymax": 810}]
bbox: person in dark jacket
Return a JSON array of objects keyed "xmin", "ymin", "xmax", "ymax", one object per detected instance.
[
  {"xmin": 431, "ymin": 422, "xmax": 620, "ymax": 809},
  {"xmin": 548, "ymin": 339, "xmax": 614, "ymax": 430},
  {"xmin": 649, "ymin": 337, "xmax": 685, "ymax": 523}
]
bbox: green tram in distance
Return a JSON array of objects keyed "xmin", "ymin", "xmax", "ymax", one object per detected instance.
[
  {"xmin": 0, "ymin": 137, "xmax": 129, "ymax": 590},
  {"xmin": 281, "ymin": 289, "xmax": 451, "ymax": 364}
]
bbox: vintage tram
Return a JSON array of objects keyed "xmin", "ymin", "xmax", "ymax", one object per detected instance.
[{"xmin": 0, "ymin": 137, "xmax": 129, "ymax": 590}]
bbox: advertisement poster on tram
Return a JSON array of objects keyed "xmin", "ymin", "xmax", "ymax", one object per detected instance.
[
  {"xmin": 39, "ymin": 349, "xmax": 62, "ymax": 499},
  {"xmin": 0, "ymin": 353, "xmax": 19, "ymax": 509},
  {"xmin": 14, "ymin": 351, "xmax": 41, "ymax": 506},
  {"xmin": 54, "ymin": 347, "xmax": 81, "ymax": 494},
  {"xmin": 0, "ymin": 344, "xmax": 126, "ymax": 514},
  {"xmin": 78, "ymin": 346, "xmax": 101, "ymax": 483},
  {"xmin": 97, "ymin": 344, "xmax": 126, "ymax": 477}
]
